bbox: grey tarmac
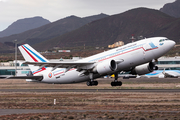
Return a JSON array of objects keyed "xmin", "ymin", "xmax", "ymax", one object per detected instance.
[
  {"xmin": 0, "ymin": 109, "xmax": 179, "ymax": 116},
  {"xmin": 0, "ymin": 89, "xmax": 180, "ymax": 92}
]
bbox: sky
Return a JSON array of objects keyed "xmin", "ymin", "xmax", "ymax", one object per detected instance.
[{"xmin": 0, "ymin": 0, "xmax": 176, "ymax": 31}]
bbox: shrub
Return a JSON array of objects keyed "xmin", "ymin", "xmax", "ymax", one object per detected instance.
[
  {"xmin": 140, "ymin": 118, "xmax": 146, "ymax": 120},
  {"xmin": 68, "ymin": 116, "xmax": 74, "ymax": 119}
]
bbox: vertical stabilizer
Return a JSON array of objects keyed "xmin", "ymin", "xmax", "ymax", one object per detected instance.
[{"xmin": 18, "ymin": 44, "xmax": 49, "ymax": 72}]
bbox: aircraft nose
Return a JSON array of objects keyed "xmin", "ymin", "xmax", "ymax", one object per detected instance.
[{"xmin": 169, "ymin": 40, "xmax": 176, "ymax": 48}]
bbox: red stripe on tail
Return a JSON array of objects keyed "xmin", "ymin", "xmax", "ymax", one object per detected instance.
[{"xmin": 22, "ymin": 45, "xmax": 38, "ymax": 62}]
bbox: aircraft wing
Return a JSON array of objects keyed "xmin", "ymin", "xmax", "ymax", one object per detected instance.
[
  {"xmin": 5, "ymin": 76, "xmax": 43, "ymax": 81},
  {"xmin": 23, "ymin": 61, "xmax": 96, "ymax": 70},
  {"xmin": 24, "ymin": 61, "xmax": 95, "ymax": 66},
  {"xmin": 24, "ymin": 59, "xmax": 124, "ymax": 72}
]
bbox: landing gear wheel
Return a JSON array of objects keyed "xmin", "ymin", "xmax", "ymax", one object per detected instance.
[
  {"xmin": 87, "ymin": 73, "xmax": 98, "ymax": 86},
  {"xmin": 93, "ymin": 81, "xmax": 98, "ymax": 86},
  {"xmin": 86, "ymin": 81, "xmax": 92, "ymax": 86},
  {"xmin": 86, "ymin": 81, "xmax": 98, "ymax": 86},
  {"xmin": 111, "ymin": 81, "xmax": 122, "ymax": 86},
  {"xmin": 118, "ymin": 81, "xmax": 122, "ymax": 86},
  {"xmin": 111, "ymin": 73, "xmax": 122, "ymax": 87}
]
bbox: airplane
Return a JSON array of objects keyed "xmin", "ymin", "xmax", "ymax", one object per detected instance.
[
  {"xmin": 6, "ymin": 37, "xmax": 175, "ymax": 86},
  {"xmin": 143, "ymin": 68, "xmax": 180, "ymax": 78}
]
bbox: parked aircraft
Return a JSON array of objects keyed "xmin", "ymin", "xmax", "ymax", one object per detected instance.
[
  {"xmin": 144, "ymin": 68, "xmax": 180, "ymax": 78},
  {"xmin": 7, "ymin": 37, "xmax": 175, "ymax": 86}
]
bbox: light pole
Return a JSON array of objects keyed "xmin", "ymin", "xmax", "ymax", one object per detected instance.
[{"xmin": 14, "ymin": 39, "xmax": 17, "ymax": 76}]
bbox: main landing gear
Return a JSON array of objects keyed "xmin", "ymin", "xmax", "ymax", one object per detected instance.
[
  {"xmin": 87, "ymin": 73, "xmax": 98, "ymax": 86},
  {"xmin": 86, "ymin": 81, "xmax": 98, "ymax": 86},
  {"xmin": 111, "ymin": 73, "xmax": 122, "ymax": 87}
]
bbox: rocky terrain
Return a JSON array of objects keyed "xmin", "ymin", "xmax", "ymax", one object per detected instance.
[{"xmin": 160, "ymin": 0, "xmax": 180, "ymax": 18}]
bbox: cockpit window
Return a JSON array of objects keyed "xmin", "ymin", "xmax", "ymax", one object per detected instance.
[{"xmin": 159, "ymin": 39, "xmax": 168, "ymax": 42}]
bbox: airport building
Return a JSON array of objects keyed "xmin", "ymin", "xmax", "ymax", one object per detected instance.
[
  {"xmin": 0, "ymin": 56, "xmax": 180, "ymax": 77},
  {"xmin": 0, "ymin": 58, "xmax": 80, "ymax": 77},
  {"xmin": 0, "ymin": 60, "xmax": 30, "ymax": 78},
  {"xmin": 157, "ymin": 57, "xmax": 180, "ymax": 70}
]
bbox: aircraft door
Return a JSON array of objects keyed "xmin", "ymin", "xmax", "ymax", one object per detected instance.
[{"xmin": 142, "ymin": 41, "xmax": 156, "ymax": 61}]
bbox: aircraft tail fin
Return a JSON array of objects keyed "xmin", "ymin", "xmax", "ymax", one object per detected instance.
[
  {"xmin": 162, "ymin": 68, "xmax": 165, "ymax": 75},
  {"xmin": 18, "ymin": 44, "xmax": 49, "ymax": 72}
]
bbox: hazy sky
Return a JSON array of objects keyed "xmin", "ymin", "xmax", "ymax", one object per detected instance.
[{"xmin": 0, "ymin": 0, "xmax": 176, "ymax": 31}]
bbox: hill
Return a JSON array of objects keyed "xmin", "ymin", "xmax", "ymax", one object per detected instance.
[
  {"xmin": 160, "ymin": 0, "xmax": 180, "ymax": 18},
  {"xmin": 0, "ymin": 16, "xmax": 50, "ymax": 38},
  {"xmin": 84, "ymin": 13, "xmax": 109, "ymax": 22},
  {"xmin": 148, "ymin": 18, "xmax": 180, "ymax": 41},
  {"xmin": 36, "ymin": 8, "xmax": 176, "ymax": 51},
  {"xmin": 0, "ymin": 14, "xmax": 109, "ymax": 46}
]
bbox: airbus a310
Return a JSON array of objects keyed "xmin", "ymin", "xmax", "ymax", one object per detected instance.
[{"xmin": 8, "ymin": 37, "xmax": 175, "ymax": 86}]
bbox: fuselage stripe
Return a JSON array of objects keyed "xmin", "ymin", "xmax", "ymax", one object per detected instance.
[
  {"xmin": 33, "ymin": 67, "xmax": 46, "ymax": 74},
  {"xmin": 98, "ymin": 46, "xmax": 158, "ymax": 62}
]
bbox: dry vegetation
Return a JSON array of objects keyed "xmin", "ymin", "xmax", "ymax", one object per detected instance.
[
  {"xmin": 1, "ymin": 111, "xmax": 180, "ymax": 120},
  {"xmin": 0, "ymin": 78, "xmax": 180, "ymax": 119}
]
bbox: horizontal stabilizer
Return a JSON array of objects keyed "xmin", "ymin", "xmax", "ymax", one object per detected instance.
[{"xmin": 5, "ymin": 76, "xmax": 43, "ymax": 81}]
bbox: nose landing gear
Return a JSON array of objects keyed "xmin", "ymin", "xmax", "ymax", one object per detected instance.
[{"xmin": 111, "ymin": 81, "xmax": 122, "ymax": 86}]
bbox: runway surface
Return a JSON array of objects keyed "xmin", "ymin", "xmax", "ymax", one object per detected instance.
[
  {"xmin": 1, "ymin": 78, "xmax": 180, "ymax": 116},
  {"xmin": 0, "ymin": 109, "xmax": 179, "ymax": 116},
  {"xmin": 0, "ymin": 89, "xmax": 180, "ymax": 92}
]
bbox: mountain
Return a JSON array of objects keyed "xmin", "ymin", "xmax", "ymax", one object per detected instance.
[
  {"xmin": 0, "ymin": 16, "xmax": 50, "ymax": 38},
  {"xmin": 83, "ymin": 13, "xmax": 109, "ymax": 22},
  {"xmin": 160, "ymin": 0, "xmax": 180, "ymax": 18},
  {"xmin": 1, "ymin": 8, "xmax": 180, "ymax": 53},
  {"xmin": 0, "ymin": 14, "xmax": 109, "ymax": 46},
  {"xmin": 35, "ymin": 8, "xmax": 176, "ymax": 51},
  {"xmin": 148, "ymin": 18, "xmax": 180, "ymax": 41}
]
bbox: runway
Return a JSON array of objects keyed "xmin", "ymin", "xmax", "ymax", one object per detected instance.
[
  {"xmin": 0, "ymin": 109, "xmax": 179, "ymax": 116},
  {"xmin": 1, "ymin": 78, "xmax": 180, "ymax": 117},
  {"xmin": 0, "ymin": 89, "xmax": 180, "ymax": 92}
]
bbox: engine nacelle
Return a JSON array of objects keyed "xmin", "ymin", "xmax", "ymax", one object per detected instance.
[
  {"xmin": 93, "ymin": 60, "xmax": 117, "ymax": 75},
  {"xmin": 131, "ymin": 62, "xmax": 158, "ymax": 75}
]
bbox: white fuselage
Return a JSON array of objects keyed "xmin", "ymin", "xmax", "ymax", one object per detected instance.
[{"xmin": 32, "ymin": 37, "xmax": 175, "ymax": 83}]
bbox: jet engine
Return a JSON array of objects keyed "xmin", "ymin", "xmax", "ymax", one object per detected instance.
[
  {"xmin": 93, "ymin": 60, "xmax": 117, "ymax": 75},
  {"xmin": 131, "ymin": 62, "xmax": 158, "ymax": 75}
]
